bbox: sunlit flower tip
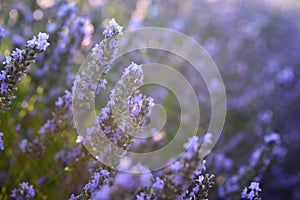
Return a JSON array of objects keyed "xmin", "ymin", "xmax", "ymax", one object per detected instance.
[
  {"xmin": 103, "ymin": 18, "xmax": 123, "ymax": 37},
  {"xmin": 109, "ymin": 18, "xmax": 123, "ymax": 33},
  {"xmin": 124, "ymin": 62, "xmax": 142, "ymax": 77}
]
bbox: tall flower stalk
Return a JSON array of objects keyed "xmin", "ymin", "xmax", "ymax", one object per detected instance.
[{"xmin": 20, "ymin": 19, "xmax": 122, "ymax": 157}]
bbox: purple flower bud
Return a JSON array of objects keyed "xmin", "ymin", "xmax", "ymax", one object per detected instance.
[
  {"xmin": 27, "ymin": 32, "xmax": 50, "ymax": 51},
  {"xmin": 249, "ymin": 182, "xmax": 262, "ymax": 192},
  {"xmin": 0, "ymin": 82, "xmax": 9, "ymax": 94},
  {"xmin": 103, "ymin": 28, "xmax": 112, "ymax": 37},
  {"xmin": 0, "ymin": 132, "xmax": 4, "ymax": 151},
  {"xmin": 11, "ymin": 48, "xmax": 23, "ymax": 62},
  {"xmin": 19, "ymin": 139, "xmax": 28, "ymax": 152},
  {"xmin": 152, "ymin": 177, "xmax": 164, "ymax": 190},
  {"xmin": 2, "ymin": 56, "xmax": 11, "ymax": 65},
  {"xmin": 69, "ymin": 194, "xmax": 76, "ymax": 200}
]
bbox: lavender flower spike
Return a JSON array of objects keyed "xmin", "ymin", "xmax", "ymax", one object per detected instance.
[{"xmin": 0, "ymin": 32, "xmax": 50, "ymax": 111}]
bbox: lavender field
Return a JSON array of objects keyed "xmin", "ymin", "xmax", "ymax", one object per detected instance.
[{"xmin": 0, "ymin": 0, "xmax": 300, "ymax": 199}]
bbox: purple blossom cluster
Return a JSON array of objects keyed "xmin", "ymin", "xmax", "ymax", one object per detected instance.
[
  {"xmin": 241, "ymin": 182, "xmax": 262, "ymax": 200},
  {"xmin": 0, "ymin": 32, "xmax": 50, "ymax": 111},
  {"xmin": 10, "ymin": 182, "xmax": 35, "ymax": 200},
  {"xmin": 26, "ymin": 32, "xmax": 50, "ymax": 51}
]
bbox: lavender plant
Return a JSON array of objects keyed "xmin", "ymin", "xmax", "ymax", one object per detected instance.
[
  {"xmin": 19, "ymin": 18, "xmax": 122, "ymax": 157},
  {"xmin": 0, "ymin": 0, "xmax": 299, "ymax": 199}
]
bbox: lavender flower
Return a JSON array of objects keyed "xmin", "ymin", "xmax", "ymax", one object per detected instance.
[
  {"xmin": 72, "ymin": 18, "xmax": 123, "ymax": 108},
  {"xmin": 241, "ymin": 182, "xmax": 262, "ymax": 200},
  {"xmin": 103, "ymin": 18, "xmax": 123, "ymax": 38},
  {"xmin": 69, "ymin": 194, "xmax": 76, "ymax": 200},
  {"xmin": 0, "ymin": 32, "xmax": 50, "ymax": 111},
  {"xmin": 19, "ymin": 139, "xmax": 28, "ymax": 152},
  {"xmin": 10, "ymin": 182, "xmax": 35, "ymax": 200},
  {"xmin": 182, "ymin": 174, "xmax": 215, "ymax": 200},
  {"xmin": 0, "ymin": 25, "xmax": 8, "ymax": 41},
  {"xmin": 152, "ymin": 177, "xmax": 164, "ymax": 190},
  {"xmin": 128, "ymin": 92, "xmax": 154, "ymax": 127},
  {"xmin": 248, "ymin": 182, "xmax": 262, "ymax": 193},
  {"xmin": 84, "ymin": 170, "xmax": 111, "ymax": 193},
  {"xmin": 71, "ymin": 170, "xmax": 112, "ymax": 200},
  {"xmin": 0, "ymin": 132, "xmax": 4, "ymax": 151},
  {"xmin": 27, "ymin": 32, "xmax": 50, "ymax": 51},
  {"xmin": 133, "ymin": 140, "xmax": 213, "ymax": 200},
  {"xmin": 108, "ymin": 62, "xmax": 147, "ymax": 133},
  {"xmin": 84, "ymin": 63, "xmax": 154, "ymax": 165}
]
